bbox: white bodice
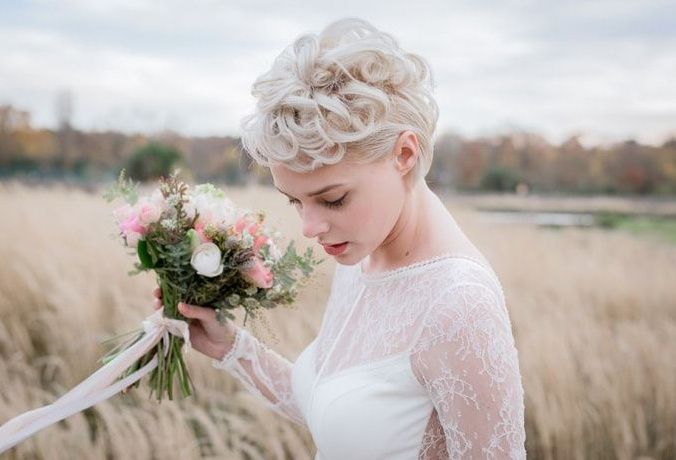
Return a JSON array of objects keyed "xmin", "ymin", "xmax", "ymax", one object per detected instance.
[{"xmin": 213, "ymin": 253, "xmax": 527, "ymax": 459}]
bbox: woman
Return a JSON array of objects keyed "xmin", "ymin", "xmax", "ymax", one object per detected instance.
[{"xmin": 154, "ymin": 17, "xmax": 526, "ymax": 459}]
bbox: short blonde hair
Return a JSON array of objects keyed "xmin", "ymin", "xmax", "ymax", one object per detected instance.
[{"xmin": 239, "ymin": 17, "xmax": 439, "ymax": 183}]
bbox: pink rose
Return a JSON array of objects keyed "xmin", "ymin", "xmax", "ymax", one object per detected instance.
[
  {"xmin": 253, "ymin": 234, "xmax": 269, "ymax": 252},
  {"xmin": 119, "ymin": 213, "xmax": 146, "ymax": 235},
  {"xmin": 113, "ymin": 203, "xmax": 134, "ymax": 222},
  {"xmin": 138, "ymin": 202, "xmax": 162, "ymax": 226},
  {"xmin": 241, "ymin": 257, "xmax": 274, "ymax": 288}
]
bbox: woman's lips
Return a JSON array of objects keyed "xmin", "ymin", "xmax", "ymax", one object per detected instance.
[{"xmin": 322, "ymin": 242, "xmax": 348, "ymax": 255}]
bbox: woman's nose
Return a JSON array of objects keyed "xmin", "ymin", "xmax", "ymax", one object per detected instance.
[{"xmin": 301, "ymin": 210, "xmax": 329, "ymax": 239}]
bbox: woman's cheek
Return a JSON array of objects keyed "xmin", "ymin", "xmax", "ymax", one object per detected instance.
[{"xmin": 353, "ymin": 204, "xmax": 379, "ymax": 237}]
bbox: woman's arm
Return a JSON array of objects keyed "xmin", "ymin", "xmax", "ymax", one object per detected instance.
[
  {"xmin": 410, "ymin": 278, "xmax": 526, "ymax": 459},
  {"xmin": 212, "ymin": 325, "xmax": 306, "ymax": 428}
]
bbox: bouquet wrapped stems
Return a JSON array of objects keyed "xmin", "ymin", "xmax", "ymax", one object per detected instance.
[
  {"xmin": 148, "ymin": 275, "xmax": 194, "ymax": 400},
  {"xmin": 101, "ymin": 276, "xmax": 195, "ymax": 402}
]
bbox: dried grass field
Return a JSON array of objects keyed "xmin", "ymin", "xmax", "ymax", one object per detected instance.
[{"xmin": 1, "ymin": 181, "xmax": 674, "ymax": 459}]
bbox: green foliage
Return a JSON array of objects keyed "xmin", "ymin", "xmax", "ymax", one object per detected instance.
[
  {"xmin": 596, "ymin": 212, "xmax": 676, "ymax": 244},
  {"xmin": 272, "ymin": 241, "xmax": 322, "ymax": 281},
  {"xmin": 125, "ymin": 141, "xmax": 185, "ymax": 182},
  {"xmin": 137, "ymin": 240, "xmax": 155, "ymax": 268},
  {"xmin": 204, "ymin": 241, "xmax": 324, "ymax": 327},
  {"xmin": 596, "ymin": 211, "xmax": 624, "ymax": 229},
  {"xmin": 480, "ymin": 166, "xmax": 522, "ymax": 192},
  {"xmin": 102, "ymin": 168, "xmax": 139, "ymax": 205}
]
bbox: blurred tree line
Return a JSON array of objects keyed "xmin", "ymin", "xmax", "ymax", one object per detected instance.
[
  {"xmin": 1, "ymin": 104, "xmax": 675, "ymax": 194},
  {"xmin": 0, "ymin": 104, "xmax": 256, "ymax": 185},
  {"xmin": 427, "ymin": 132, "xmax": 676, "ymax": 195}
]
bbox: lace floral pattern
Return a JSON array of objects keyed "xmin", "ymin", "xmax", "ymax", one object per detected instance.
[
  {"xmin": 410, "ymin": 265, "xmax": 526, "ymax": 459},
  {"xmin": 212, "ymin": 325, "xmax": 307, "ymax": 427}
]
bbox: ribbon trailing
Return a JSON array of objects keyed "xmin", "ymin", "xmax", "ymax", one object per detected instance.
[{"xmin": 0, "ymin": 309, "xmax": 191, "ymax": 453}]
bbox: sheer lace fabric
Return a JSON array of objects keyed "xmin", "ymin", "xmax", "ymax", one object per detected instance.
[{"xmin": 213, "ymin": 254, "xmax": 526, "ymax": 459}]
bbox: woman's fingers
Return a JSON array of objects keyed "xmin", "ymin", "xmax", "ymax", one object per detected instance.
[
  {"xmin": 178, "ymin": 303, "xmax": 214, "ymax": 321},
  {"xmin": 153, "ymin": 288, "xmax": 162, "ymax": 310},
  {"xmin": 152, "ymin": 293, "xmax": 214, "ymax": 321}
]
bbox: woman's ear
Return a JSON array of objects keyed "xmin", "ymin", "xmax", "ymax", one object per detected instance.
[{"xmin": 392, "ymin": 131, "xmax": 420, "ymax": 177}]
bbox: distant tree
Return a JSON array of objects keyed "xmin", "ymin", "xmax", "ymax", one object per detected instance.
[
  {"xmin": 55, "ymin": 90, "xmax": 74, "ymax": 169},
  {"xmin": 610, "ymin": 140, "xmax": 660, "ymax": 194},
  {"xmin": 450, "ymin": 140, "xmax": 488, "ymax": 189},
  {"xmin": 480, "ymin": 165, "xmax": 522, "ymax": 192},
  {"xmin": 656, "ymin": 138, "xmax": 676, "ymax": 193},
  {"xmin": 124, "ymin": 141, "xmax": 185, "ymax": 182},
  {"xmin": 0, "ymin": 105, "xmax": 31, "ymax": 164}
]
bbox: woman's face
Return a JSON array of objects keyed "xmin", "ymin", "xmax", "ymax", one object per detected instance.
[{"xmin": 270, "ymin": 152, "xmax": 408, "ymax": 265}]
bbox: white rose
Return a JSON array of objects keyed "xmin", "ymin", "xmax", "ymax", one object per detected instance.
[
  {"xmin": 215, "ymin": 203, "xmax": 238, "ymax": 231},
  {"xmin": 190, "ymin": 242, "xmax": 224, "ymax": 277},
  {"xmin": 189, "ymin": 192, "xmax": 237, "ymax": 231}
]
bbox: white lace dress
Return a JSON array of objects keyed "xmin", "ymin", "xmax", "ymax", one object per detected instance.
[{"xmin": 212, "ymin": 253, "xmax": 527, "ymax": 459}]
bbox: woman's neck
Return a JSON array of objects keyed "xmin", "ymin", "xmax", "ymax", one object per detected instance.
[{"xmin": 363, "ymin": 181, "xmax": 446, "ymax": 273}]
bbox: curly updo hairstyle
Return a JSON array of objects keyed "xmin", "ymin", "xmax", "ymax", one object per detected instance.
[{"xmin": 239, "ymin": 17, "xmax": 440, "ymax": 184}]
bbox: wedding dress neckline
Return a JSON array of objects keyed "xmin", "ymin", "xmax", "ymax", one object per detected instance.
[{"xmin": 358, "ymin": 251, "xmax": 491, "ymax": 283}]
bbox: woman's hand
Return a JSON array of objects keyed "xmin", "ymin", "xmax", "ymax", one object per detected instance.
[{"xmin": 152, "ymin": 287, "xmax": 237, "ymax": 361}]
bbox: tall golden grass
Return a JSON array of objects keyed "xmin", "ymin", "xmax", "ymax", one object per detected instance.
[{"xmin": 0, "ymin": 181, "xmax": 674, "ymax": 459}]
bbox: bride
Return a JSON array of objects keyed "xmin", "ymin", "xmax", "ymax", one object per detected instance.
[{"xmin": 154, "ymin": 17, "xmax": 526, "ymax": 459}]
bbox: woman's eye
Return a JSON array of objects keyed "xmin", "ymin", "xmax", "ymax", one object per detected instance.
[
  {"xmin": 285, "ymin": 194, "xmax": 347, "ymax": 209},
  {"xmin": 324, "ymin": 195, "xmax": 347, "ymax": 209}
]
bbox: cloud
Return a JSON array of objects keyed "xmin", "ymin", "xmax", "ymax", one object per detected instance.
[{"xmin": 0, "ymin": 0, "xmax": 674, "ymax": 145}]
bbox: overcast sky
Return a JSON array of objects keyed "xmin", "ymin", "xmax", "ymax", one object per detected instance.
[{"xmin": 1, "ymin": 0, "xmax": 674, "ymax": 146}]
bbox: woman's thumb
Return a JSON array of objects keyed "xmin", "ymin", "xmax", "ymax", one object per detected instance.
[
  {"xmin": 178, "ymin": 302, "xmax": 213, "ymax": 322},
  {"xmin": 178, "ymin": 302, "xmax": 196, "ymax": 317}
]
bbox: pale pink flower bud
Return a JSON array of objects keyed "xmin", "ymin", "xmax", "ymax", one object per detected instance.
[{"xmin": 241, "ymin": 257, "xmax": 274, "ymax": 288}]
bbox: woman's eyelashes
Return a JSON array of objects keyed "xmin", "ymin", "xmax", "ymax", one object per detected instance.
[
  {"xmin": 286, "ymin": 193, "xmax": 347, "ymax": 209},
  {"xmin": 324, "ymin": 194, "xmax": 347, "ymax": 209}
]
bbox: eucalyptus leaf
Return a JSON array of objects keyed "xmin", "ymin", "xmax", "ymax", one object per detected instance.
[{"xmin": 137, "ymin": 240, "xmax": 155, "ymax": 269}]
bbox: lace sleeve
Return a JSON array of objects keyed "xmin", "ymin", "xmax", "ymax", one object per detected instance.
[
  {"xmin": 212, "ymin": 325, "xmax": 306, "ymax": 428},
  {"xmin": 410, "ymin": 278, "xmax": 526, "ymax": 459}
]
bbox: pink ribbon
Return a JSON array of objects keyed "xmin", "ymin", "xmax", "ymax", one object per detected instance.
[{"xmin": 0, "ymin": 309, "xmax": 190, "ymax": 453}]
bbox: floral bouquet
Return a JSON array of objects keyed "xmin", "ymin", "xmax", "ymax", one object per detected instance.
[
  {"xmin": 0, "ymin": 169, "xmax": 323, "ymax": 454},
  {"xmin": 101, "ymin": 169, "xmax": 323, "ymax": 402}
]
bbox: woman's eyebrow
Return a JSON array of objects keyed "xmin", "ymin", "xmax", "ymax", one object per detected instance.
[{"xmin": 275, "ymin": 183, "xmax": 346, "ymax": 198}]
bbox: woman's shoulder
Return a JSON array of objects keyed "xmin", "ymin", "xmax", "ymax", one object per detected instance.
[
  {"xmin": 426, "ymin": 254, "xmax": 505, "ymax": 312},
  {"xmin": 441, "ymin": 253, "xmax": 502, "ymax": 286}
]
